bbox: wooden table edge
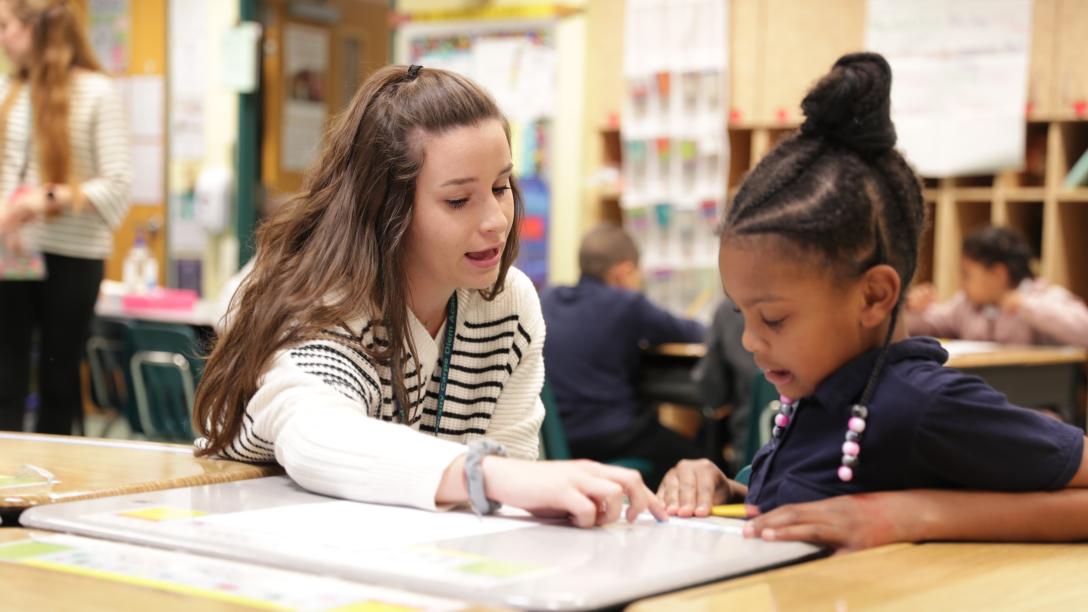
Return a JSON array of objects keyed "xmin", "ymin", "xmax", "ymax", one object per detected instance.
[
  {"xmin": 625, "ymin": 543, "xmax": 913, "ymax": 610},
  {"xmin": 1, "ymin": 433, "xmax": 283, "ymax": 509}
]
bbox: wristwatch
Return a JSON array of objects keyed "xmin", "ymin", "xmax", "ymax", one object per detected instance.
[
  {"xmin": 464, "ymin": 438, "xmax": 507, "ymax": 516},
  {"xmin": 43, "ymin": 186, "xmax": 60, "ymax": 217}
]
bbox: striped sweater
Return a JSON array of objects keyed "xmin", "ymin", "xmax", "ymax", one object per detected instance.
[
  {"xmin": 0, "ymin": 71, "xmax": 132, "ymax": 259},
  {"xmin": 199, "ymin": 267, "xmax": 546, "ymax": 510}
]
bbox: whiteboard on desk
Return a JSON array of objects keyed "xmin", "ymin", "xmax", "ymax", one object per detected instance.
[{"xmin": 22, "ymin": 476, "xmax": 822, "ymax": 611}]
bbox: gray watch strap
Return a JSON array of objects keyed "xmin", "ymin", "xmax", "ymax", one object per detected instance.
[{"xmin": 464, "ymin": 438, "xmax": 507, "ymax": 515}]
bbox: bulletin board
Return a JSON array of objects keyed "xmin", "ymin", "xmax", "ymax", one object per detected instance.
[{"xmin": 395, "ymin": 20, "xmax": 557, "ymax": 287}]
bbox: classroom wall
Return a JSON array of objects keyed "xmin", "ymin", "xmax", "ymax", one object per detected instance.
[
  {"xmin": 168, "ymin": 0, "xmax": 240, "ymax": 300},
  {"xmin": 577, "ymin": 0, "xmax": 1088, "ymax": 302},
  {"xmin": 75, "ymin": 0, "xmax": 169, "ymax": 284},
  {"xmin": 394, "ymin": 0, "xmax": 589, "ymax": 285},
  {"xmin": 260, "ymin": 0, "xmax": 391, "ymax": 196}
]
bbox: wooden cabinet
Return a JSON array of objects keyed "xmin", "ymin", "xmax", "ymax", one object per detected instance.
[{"xmin": 586, "ymin": 0, "xmax": 1088, "ymax": 302}]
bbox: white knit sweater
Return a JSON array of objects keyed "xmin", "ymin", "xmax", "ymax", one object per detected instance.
[
  {"xmin": 0, "ymin": 71, "xmax": 132, "ymax": 259},
  {"xmin": 199, "ymin": 267, "xmax": 545, "ymax": 510}
]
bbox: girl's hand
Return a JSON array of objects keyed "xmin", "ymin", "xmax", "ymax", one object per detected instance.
[
  {"xmin": 906, "ymin": 283, "xmax": 936, "ymax": 313},
  {"xmin": 656, "ymin": 458, "xmax": 743, "ymax": 517},
  {"xmin": 0, "ymin": 187, "xmax": 47, "ymax": 233},
  {"xmin": 743, "ymin": 492, "xmax": 918, "ymax": 552},
  {"xmin": 1000, "ymin": 289, "xmax": 1023, "ymax": 314},
  {"xmin": 483, "ymin": 457, "xmax": 668, "ymax": 528}
]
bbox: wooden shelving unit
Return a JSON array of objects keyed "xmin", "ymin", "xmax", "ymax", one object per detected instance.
[{"xmin": 585, "ymin": 0, "xmax": 1088, "ymax": 304}]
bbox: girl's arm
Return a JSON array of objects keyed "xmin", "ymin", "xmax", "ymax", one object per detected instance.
[
  {"xmin": 904, "ymin": 290, "xmax": 969, "ymax": 339},
  {"xmin": 77, "ymin": 78, "xmax": 132, "ymax": 228},
  {"xmin": 234, "ymin": 346, "xmax": 667, "ymax": 526},
  {"xmin": 745, "ymin": 487, "xmax": 1088, "ymax": 551},
  {"xmin": 1014, "ymin": 286, "xmax": 1088, "ymax": 347},
  {"xmin": 436, "ymin": 453, "xmax": 668, "ymax": 528}
]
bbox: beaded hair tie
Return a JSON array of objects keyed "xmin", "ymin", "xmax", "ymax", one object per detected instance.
[
  {"xmin": 772, "ymin": 396, "xmax": 869, "ymax": 482},
  {"xmin": 771, "ymin": 311, "xmax": 898, "ymax": 483}
]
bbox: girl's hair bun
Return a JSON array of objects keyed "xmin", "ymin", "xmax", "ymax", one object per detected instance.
[{"xmin": 800, "ymin": 52, "xmax": 896, "ymax": 156}]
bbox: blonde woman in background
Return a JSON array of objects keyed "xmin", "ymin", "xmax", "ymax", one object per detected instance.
[{"xmin": 0, "ymin": 0, "xmax": 131, "ymax": 434}]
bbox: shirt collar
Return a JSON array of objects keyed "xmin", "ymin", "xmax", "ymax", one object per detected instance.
[
  {"xmin": 810, "ymin": 336, "xmax": 948, "ymax": 411},
  {"xmin": 578, "ymin": 274, "xmax": 606, "ymax": 287}
]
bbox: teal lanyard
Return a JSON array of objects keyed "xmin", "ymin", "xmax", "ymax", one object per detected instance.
[{"xmin": 395, "ymin": 293, "xmax": 457, "ymax": 436}]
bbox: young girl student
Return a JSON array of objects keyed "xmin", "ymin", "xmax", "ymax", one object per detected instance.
[
  {"xmin": 195, "ymin": 65, "xmax": 665, "ymax": 528},
  {"xmin": 658, "ymin": 53, "xmax": 1088, "ymax": 549},
  {"xmin": 906, "ymin": 224, "xmax": 1088, "ymax": 347}
]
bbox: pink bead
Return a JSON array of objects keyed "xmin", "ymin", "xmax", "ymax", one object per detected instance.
[
  {"xmin": 842, "ymin": 441, "xmax": 860, "ymax": 456},
  {"xmin": 774, "ymin": 413, "xmax": 790, "ymax": 428},
  {"xmin": 848, "ymin": 417, "xmax": 866, "ymax": 433},
  {"xmin": 779, "ymin": 395, "xmax": 793, "ymax": 405},
  {"xmin": 838, "ymin": 466, "xmax": 854, "ymax": 482}
]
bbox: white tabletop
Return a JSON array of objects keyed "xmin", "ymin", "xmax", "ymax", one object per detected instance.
[{"xmin": 95, "ymin": 297, "xmax": 218, "ymax": 328}]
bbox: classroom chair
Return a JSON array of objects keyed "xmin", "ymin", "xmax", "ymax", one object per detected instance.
[
  {"xmin": 122, "ymin": 321, "xmax": 204, "ymax": 442},
  {"xmin": 743, "ymin": 373, "xmax": 781, "ymax": 467},
  {"xmin": 735, "ymin": 464, "xmax": 752, "ymax": 486},
  {"xmin": 539, "ymin": 380, "xmax": 656, "ymax": 481},
  {"xmin": 86, "ymin": 317, "xmax": 138, "ymax": 437}
]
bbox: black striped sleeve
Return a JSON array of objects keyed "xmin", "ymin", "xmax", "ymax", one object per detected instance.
[
  {"xmin": 419, "ymin": 423, "xmax": 489, "ymax": 436},
  {"xmin": 432, "ymin": 376, "xmax": 504, "ymax": 391},
  {"xmin": 462, "ymin": 314, "xmax": 519, "ymax": 329},
  {"xmin": 456, "ymin": 330, "xmax": 516, "ymax": 343},
  {"xmin": 288, "ymin": 341, "xmax": 381, "ymax": 404},
  {"xmin": 451, "ymin": 347, "xmax": 510, "ymax": 360},
  {"xmin": 451, "ymin": 362, "xmax": 513, "ymax": 375},
  {"xmin": 425, "ymin": 389, "xmax": 499, "ymax": 405}
]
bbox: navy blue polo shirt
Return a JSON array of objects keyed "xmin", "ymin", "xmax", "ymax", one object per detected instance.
[
  {"xmin": 747, "ymin": 337, "xmax": 1084, "ymax": 511},
  {"xmin": 541, "ymin": 275, "xmax": 706, "ymax": 442}
]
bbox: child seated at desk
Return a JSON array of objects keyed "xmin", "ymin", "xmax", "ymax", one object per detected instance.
[
  {"xmin": 541, "ymin": 223, "xmax": 706, "ymax": 488},
  {"xmin": 194, "ymin": 65, "xmax": 664, "ymax": 528},
  {"xmin": 658, "ymin": 52, "xmax": 1088, "ymax": 550},
  {"xmin": 906, "ymin": 225, "xmax": 1088, "ymax": 347}
]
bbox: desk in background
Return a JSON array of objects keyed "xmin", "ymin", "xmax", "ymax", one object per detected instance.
[
  {"xmin": 942, "ymin": 341, "xmax": 1087, "ymax": 424},
  {"xmin": 0, "ymin": 432, "xmax": 279, "ymax": 524},
  {"xmin": 95, "ymin": 296, "xmax": 217, "ymax": 330},
  {"xmin": 629, "ymin": 541, "xmax": 1088, "ymax": 611},
  {"xmin": 644, "ymin": 341, "xmax": 1088, "ymax": 425},
  {"xmin": 638, "ymin": 343, "xmax": 707, "ymax": 407}
]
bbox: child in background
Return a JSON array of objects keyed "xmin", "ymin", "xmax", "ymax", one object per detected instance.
[
  {"xmin": 196, "ymin": 66, "xmax": 664, "ymax": 528},
  {"xmin": 907, "ymin": 225, "xmax": 1088, "ymax": 347},
  {"xmin": 541, "ymin": 223, "xmax": 706, "ymax": 488},
  {"xmin": 658, "ymin": 52, "xmax": 1088, "ymax": 549}
]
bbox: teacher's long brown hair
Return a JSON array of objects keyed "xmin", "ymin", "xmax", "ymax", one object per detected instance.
[{"xmin": 195, "ymin": 66, "xmax": 523, "ymax": 456}]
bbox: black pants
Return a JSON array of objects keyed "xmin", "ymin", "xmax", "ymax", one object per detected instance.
[
  {"xmin": 568, "ymin": 412, "xmax": 704, "ymax": 490},
  {"xmin": 0, "ymin": 253, "xmax": 103, "ymax": 434}
]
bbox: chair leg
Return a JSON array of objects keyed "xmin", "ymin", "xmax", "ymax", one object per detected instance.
[{"xmin": 98, "ymin": 412, "xmax": 125, "ymax": 438}]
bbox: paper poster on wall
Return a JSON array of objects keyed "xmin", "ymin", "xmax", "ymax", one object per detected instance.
[
  {"xmin": 117, "ymin": 75, "xmax": 165, "ymax": 205},
  {"xmin": 866, "ymin": 0, "xmax": 1032, "ymax": 177},
  {"xmin": 126, "ymin": 76, "xmax": 164, "ymax": 138},
  {"xmin": 168, "ymin": 0, "xmax": 207, "ymax": 161},
  {"xmin": 281, "ymin": 23, "xmax": 330, "ymax": 172},
  {"xmin": 131, "ymin": 143, "xmax": 164, "ymax": 204},
  {"xmin": 222, "ymin": 22, "xmax": 262, "ymax": 94},
  {"xmin": 399, "ymin": 23, "xmax": 555, "ymax": 286},
  {"xmin": 339, "ymin": 32, "xmax": 365, "ymax": 108},
  {"xmin": 89, "ymin": 0, "xmax": 128, "ymax": 74}
]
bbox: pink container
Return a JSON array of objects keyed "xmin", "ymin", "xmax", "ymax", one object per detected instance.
[{"xmin": 122, "ymin": 288, "xmax": 198, "ymax": 311}]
